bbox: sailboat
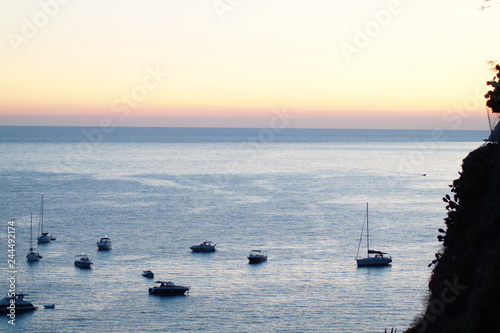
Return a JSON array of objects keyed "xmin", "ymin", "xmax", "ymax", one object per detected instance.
[
  {"xmin": 26, "ymin": 213, "xmax": 42, "ymax": 262},
  {"xmin": 355, "ymin": 202, "xmax": 392, "ymax": 267},
  {"xmin": 37, "ymin": 193, "xmax": 55, "ymax": 244}
]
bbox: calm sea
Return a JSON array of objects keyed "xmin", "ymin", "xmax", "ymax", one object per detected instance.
[{"xmin": 0, "ymin": 126, "xmax": 488, "ymax": 332}]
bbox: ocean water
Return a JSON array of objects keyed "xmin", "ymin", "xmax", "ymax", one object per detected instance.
[{"xmin": 0, "ymin": 126, "xmax": 488, "ymax": 332}]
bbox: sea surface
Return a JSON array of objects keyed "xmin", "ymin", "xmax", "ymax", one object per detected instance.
[{"xmin": 0, "ymin": 126, "xmax": 489, "ymax": 332}]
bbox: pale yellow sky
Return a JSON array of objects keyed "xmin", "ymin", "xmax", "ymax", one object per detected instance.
[{"xmin": 1, "ymin": 0, "xmax": 499, "ymax": 129}]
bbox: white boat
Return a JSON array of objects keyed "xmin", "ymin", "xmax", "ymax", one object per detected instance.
[
  {"xmin": 148, "ymin": 281, "xmax": 190, "ymax": 296},
  {"xmin": 190, "ymin": 240, "xmax": 216, "ymax": 252},
  {"xmin": 355, "ymin": 202, "xmax": 392, "ymax": 267},
  {"xmin": 37, "ymin": 193, "xmax": 55, "ymax": 244},
  {"xmin": 74, "ymin": 254, "xmax": 93, "ymax": 268},
  {"xmin": 0, "ymin": 292, "xmax": 37, "ymax": 312},
  {"xmin": 247, "ymin": 250, "xmax": 267, "ymax": 263},
  {"xmin": 96, "ymin": 236, "xmax": 112, "ymax": 250},
  {"xmin": 26, "ymin": 213, "xmax": 42, "ymax": 262}
]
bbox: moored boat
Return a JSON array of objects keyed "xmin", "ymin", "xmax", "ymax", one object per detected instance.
[
  {"xmin": 74, "ymin": 254, "xmax": 93, "ymax": 268},
  {"xmin": 247, "ymin": 250, "xmax": 267, "ymax": 264},
  {"xmin": 149, "ymin": 281, "xmax": 190, "ymax": 296},
  {"xmin": 355, "ymin": 202, "xmax": 392, "ymax": 267},
  {"xmin": 189, "ymin": 240, "xmax": 216, "ymax": 252},
  {"xmin": 142, "ymin": 270, "xmax": 154, "ymax": 278},
  {"xmin": 26, "ymin": 247, "xmax": 42, "ymax": 262},
  {"xmin": 37, "ymin": 193, "xmax": 55, "ymax": 244},
  {"xmin": 27, "ymin": 213, "xmax": 42, "ymax": 262},
  {"xmin": 356, "ymin": 250, "xmax": 392, "ymax": 267},
  {"xmin": 0, "ymin": 292, "xmax": 37, "ymax": 313},
  {"xmin": 96, "ymin": 236, "xmax": 112, "ymax": 250}
]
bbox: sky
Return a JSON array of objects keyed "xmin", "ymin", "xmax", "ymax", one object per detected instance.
[{"xmin": 1, "ymin": 0, "xmax": 499, "ymax": 130}]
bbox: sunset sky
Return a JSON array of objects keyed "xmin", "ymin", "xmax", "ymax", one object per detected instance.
[{"xmin": 1, "ymin": 0, "xmax": 499, "ymax": 129}]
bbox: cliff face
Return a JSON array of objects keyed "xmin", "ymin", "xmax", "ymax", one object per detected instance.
[{"xmin": 407, "ymin": 142, "xmax": 500, "ymax": 332}]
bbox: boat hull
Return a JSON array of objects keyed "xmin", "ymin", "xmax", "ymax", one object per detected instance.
[
  {"xmin": 26, "ymin": 252, "xmax": 42, "ymax": 262},
  {"xmin": 356, "ymin": 257, "xmax": 392, "ymax": 267},
  {"xmin": 148, "ymin": 287, "xmax": 189, "ymax": 296},
  {"xmin": 0, "ymin": 294, "xmax": 37, "ymax": 313},
  {"xmin": 189, "ymin": 246, "xmax": 215, "ymax": 252},
  {"xmin": 37, "ymin": 235, "xmax": 51, "ymax": 244},
  {"xmin": 0, "ymin": 305, "xmax": 37, "ymax": 313},
  {"xmin": 248, "ymin": 256, "xmax": 267, "ymax": 264},
  {"xmin": 142, "ymin": 271, "xmax": 154, "ymax": 278},
  {"xmin": 75, "ymin": 261, "xmax": 93, "ymax": 268},
  {"xmin": 75, "ymin": 264, "xmax": 92, "ymax": 268}
]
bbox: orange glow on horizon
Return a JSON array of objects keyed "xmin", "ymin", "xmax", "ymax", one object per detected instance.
[{"xmin": 0, "ymin": 1, "xmax": 498, "ymax": 130}]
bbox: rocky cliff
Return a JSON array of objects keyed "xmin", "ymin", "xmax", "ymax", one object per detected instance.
[{"xmin": 406, "ymin": 141, "xmax": 500, "ymax": 332}]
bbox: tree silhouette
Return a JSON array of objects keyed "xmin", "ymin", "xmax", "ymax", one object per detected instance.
[{"xmin": 485, "ymin": 63, "xmax": 500, "ymax": 113}]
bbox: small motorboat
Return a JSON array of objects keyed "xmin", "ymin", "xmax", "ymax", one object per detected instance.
[
  {"xmin": 0, "ymin": 292, "xmax": 37, "ymax": 312},
  {"xmin": 43, "ymin": 304, "xmax": 55, "ymax": 309},
  {"xmin": 189, "ymin": 240, "xmax": 216, "ymax": 252},
  {"xmin": 149, "ymin": 281, "xmax": 190, "ymax": 296},
  {"xmin": 96, "ymin": 236, "xmax": 112, "ymax": 250},
  {"xmin": 247, "ymin": 250, "xmax": 268, "ymax": 264},
  {"xmin": 142, "ymin": 270, "xmax": 154, "ymax": 278},
  {"xmin": 74, "ymin": 254, "xmax": 93, "ymax": 268}
]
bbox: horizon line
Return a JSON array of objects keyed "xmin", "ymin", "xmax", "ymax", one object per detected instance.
[{"xmin": 0, "ymin": 124, "xmax": 490, "ymax": 132}]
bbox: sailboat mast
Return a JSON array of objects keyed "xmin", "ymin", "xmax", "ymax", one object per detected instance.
[
  {"xmin": 30, "ymin": 213, "xmax": 33, "ymax": 248},
  {"xmin": 41, "ymin": 193, "xmax": 44, "ymax": 233},
  {"xmin": 366, "ymin": 201, "xmax": 370, "ymax": 255}
]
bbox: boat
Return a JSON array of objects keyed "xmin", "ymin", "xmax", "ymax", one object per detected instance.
[
  {"xmin": 0, "ymin": 292, "xmax": 37, "ymax": 312},
  {"xmin": 74, "ymin": 253, "xmax": 93, "ymax": 268},
  {"xmin": 247, "ymin": 250, "xmax": 267, "ymax": 263},
  {"xmin": 37, "ymin": 193, "xmax": 55, "ymax": 244},
  {"xmin": 26, "ymin": 213, "xmax": 42, "ymax": 262},
  {"xmin": 96, "ymin": 236, "xmax": 112, "ymax": 250},
  {"xmin": 43, "ymin": 304, "xmax": 55, "ymax": 309},
  {"xmin": 189, "ymin": 240, "xmax": 216, "ymax": 252},
  {"xmin": 355, "ymin": 202, "xmax": 392, "ymax": 267},
  {"xmin": 148, "ymin": 281, "xmax": 190, "ymax": 296},
  {"xmin": 142, "ymin": 270, "xmax": 154, "ymax": 278}
]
